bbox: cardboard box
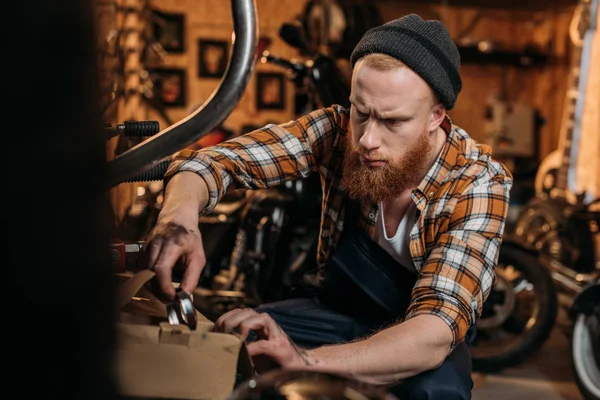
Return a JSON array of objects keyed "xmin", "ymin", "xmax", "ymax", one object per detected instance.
[{"xmin": 114, "ymin": 270, "xmax": 254, "ymax": 400}]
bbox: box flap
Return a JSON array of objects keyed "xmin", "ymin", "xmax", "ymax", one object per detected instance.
[{"xmin": 115, "ymin": 271, "xmax": 256, "ymax": 399}]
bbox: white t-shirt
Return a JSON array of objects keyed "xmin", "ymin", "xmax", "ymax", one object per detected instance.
[{"xmin": 373, "ymin": 201, "xmax": 418, "ymax": 273}]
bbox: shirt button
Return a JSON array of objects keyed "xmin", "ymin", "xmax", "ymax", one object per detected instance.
[
  {"xmin": 429, "ymin": 191, "xmax": 434, "ymax": 196},
  {"xmin": 368, "ymin": 213, "xmax": 375, "ymax": 219}
]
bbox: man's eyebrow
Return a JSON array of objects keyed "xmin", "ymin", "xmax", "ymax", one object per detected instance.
[
  {"xmin": 377, "ymin": 112, "xmax": 412, "ymax": 121},
  {"xmin": 349, "ymin": 96, "xmax": 411, "ymax": 120}
]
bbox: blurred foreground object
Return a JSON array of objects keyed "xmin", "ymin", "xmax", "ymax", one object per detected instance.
[{"xmin": 228, "ymin": 370, "xmax": 399, "ymax": 400}]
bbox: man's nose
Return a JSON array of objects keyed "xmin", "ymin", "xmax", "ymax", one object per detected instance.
[{"xmin": 358, "ymin": 120, "xmax": 381, "ymax": 150}]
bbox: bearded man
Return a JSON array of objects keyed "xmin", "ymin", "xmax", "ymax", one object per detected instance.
[{"xmin": 141, "ymin": 14, "xmax": 513, "ymax": 400}]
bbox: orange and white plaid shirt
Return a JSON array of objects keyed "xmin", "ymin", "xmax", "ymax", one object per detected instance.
[{"xmin": 165, "ymin": 105, "xmax": 513, "ymax": 348}]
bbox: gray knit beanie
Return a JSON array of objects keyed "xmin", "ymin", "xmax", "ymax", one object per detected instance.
[{"xmin": 350, "ymin": 14, "xmax": 462, "ymax": 110}]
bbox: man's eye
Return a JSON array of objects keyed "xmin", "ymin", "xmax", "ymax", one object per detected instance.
[
  {"xmin": 356, "ymin": 111, "xmax": 369, "ymax": 119},
  {"xmin": 386, "ymin": 119, "xmax": 403, "ymax": 127}
]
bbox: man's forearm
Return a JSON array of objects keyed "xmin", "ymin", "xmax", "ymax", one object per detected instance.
[
  {"xmin": 304, "ymin": 315, "xmax": 454, "ymax": 385},
  {"xmin": 159, "ymin": 171, "xmax": 210, "ymax": 222}
]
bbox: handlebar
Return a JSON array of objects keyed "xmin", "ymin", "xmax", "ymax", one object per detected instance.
[
  {"xmin": 260, "ymin": 50, "xmax": 306, "ymax": 76},
  {"xmin": 105, "ymin": 0, "xmax": 258, "ymax": 188},
  {"xmin": 262, "ymin": 48, "xmax": 344, "ymax": 110}
]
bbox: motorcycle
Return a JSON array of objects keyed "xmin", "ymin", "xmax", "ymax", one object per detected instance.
[
  {"xmin": 190, "ymin": 179, "xmax": 321, "ymax": 320},
  {"xmin": 569, "ymin": 278, "xmax": 600, "ymax": 400},
  {"xmin": 109, "ymin": 135, "xmax": 322, "ymax": 320},
  {"xmin": 512, "ymin": 196, "xmax": 600, "ymax": 397},
  {"xmin": 259, "ymin": 19, "xmax": 351, "ymax": 112}
]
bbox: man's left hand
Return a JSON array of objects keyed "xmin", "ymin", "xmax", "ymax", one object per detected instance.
[{"xmin": 213, "ymin": 308, "xmax": 312, "ymax": 372}]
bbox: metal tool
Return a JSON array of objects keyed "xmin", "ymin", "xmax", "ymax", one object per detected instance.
[{"xmin": 166, "ymin": 289, "xmax": 197, "ymax": 330}]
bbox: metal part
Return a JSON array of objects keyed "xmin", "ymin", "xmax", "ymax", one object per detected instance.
[
  {"xmin": 212, "ymin": 230, "xmax": 247, "ymax": 290},
  {"xmin": 512, "ymin": 197, "xmax": 600, "ymax": 311},
  {"xmin": 541, "ymin": 255, "xmax": 600, "ymax": 296},
  {"xmin": 570, "ymin": 279, "xmax": 600, "ymax": 317},
  {"xmin": 166, "ymin": 289, "xmax": 197, "ymax": 330},
  {"xmin": 572, "ymin": 312, "xmax": 600, "ymax": 398}
]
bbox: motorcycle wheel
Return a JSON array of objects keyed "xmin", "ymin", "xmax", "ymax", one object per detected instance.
[
  {"xmin": 470, "ymin": 243, "xmax": 558, "ymax": 372},
  {"xmin": 570, "ymin": 311, "xmax": 600, "ymax": 400}
]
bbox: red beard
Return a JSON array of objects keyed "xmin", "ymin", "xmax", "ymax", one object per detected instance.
[{"xmin": 342, "ymin": 129, "xmax": 433, "ymax": 204}]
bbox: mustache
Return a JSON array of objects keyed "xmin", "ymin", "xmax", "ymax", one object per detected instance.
[{"xmin": 353, "ymin": 145, "xmax": 387, "ymax": 161}]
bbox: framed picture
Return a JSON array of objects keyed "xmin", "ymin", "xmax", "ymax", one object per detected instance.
[
  {"xmin": 198, "ymin": 39, "xmax": 229, "ymax": 78},
  {"xmin": 152, "ymin": 10, "xmax": 185, "ymax": 53},
  {"xmin": 149, "ymin": 68, "xmax": 186, "ymax": 107},
  {"xmin": 256, "ymin": 72, "xmax": 286, "ymax": 110}
]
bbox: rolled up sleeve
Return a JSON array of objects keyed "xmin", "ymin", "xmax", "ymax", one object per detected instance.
[
  {"xmin": 163, "ymin": 106, "xmax": 343, "ymax": 214},
  {"xmin": 405, "ymin": 177, "xmax": 511, "ymax": 349}
]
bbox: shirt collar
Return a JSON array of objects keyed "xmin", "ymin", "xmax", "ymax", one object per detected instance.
[{"xmin": 415, "ymin": 115, "xmax": 466, "ymax": 203}]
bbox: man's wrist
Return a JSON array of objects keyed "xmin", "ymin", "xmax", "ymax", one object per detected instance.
[
  {"xmin": 161, "ymin": 171, "xmax": 210, "ymax": 220},
  {"xmin": 286, "ymin": 339, "xmax": 321, "ymax": 370},
  {"xmin": 303, "ymin": 349, "xmax": 320, "ymax": 366}
]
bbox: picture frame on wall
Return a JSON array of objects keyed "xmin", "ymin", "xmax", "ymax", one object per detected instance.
[
  {"xmin": 152, "ymin": 10, "xmax": 185, "ymax": 53},
  {"xmin": 198, "ymin": 39, "xmax": 229, "ymax": 78},
  {"xmin": 149, "ymin": 68, "xmax": 186, "ymax": 108},
  {"xmin": 256, "ymin": 72, "xmax": 286, "ymax": 110}
]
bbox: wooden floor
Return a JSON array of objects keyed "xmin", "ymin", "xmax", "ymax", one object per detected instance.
[{"xmin": 472, "ymin": 323, "xmax": 584, "ymax": 400}]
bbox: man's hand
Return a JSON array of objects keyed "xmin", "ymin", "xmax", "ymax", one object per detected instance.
[
  {"xmin": 139, "ymin": 171, "xmax": 210, "ymax": 302},
  {"xmin": 214, "ymin": 308, "xmax": 312, "ymax": 372},
  {"xmin": 141, "ymin": 219, "xmax": 206, "ymax": 302}
]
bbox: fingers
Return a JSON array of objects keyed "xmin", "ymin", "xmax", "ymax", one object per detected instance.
[
  {"xmin": 140, "ymin": 236, "xmax": 163, "ymax": 272},
  {"xmin": 152, "ymin": 241, "xmax": 183, "ymax": 300},
  {"xmin": 214, "ymin": 308, "xmax": 254, "ymax": 333},
  {"xmin": 139, "ymin": 237, "xmax": 176, "ymax": 301},
  {"xmin": 140, "ymin": 222, "xmax": 205, "ymax": 301},
  {"xmin": 214, "ymin": 308, "xmax": 284, "ymax": 341},
  {"xmin": 246, "ymin": 339, "xmax": 277, "ymax": 358},
  {"xmin": 179, "ymin": 248, "xmax": 205, "ymax": 294},
  {"xmin": 237, "ymin": 313, "xmax": 285, "ymax": 341},
  {"xmin": 214, "ymin": 309, "xmax": 304, "ymax": 371}
]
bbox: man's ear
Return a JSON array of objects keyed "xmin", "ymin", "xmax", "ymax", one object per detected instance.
[{"xmin": 428, "ymin": 103, "xmax": 446, "ymax": 132}]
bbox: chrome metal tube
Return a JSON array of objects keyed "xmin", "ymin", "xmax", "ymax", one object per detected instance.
[
  {"xmin": 105, "ymin": 0, "xmax": 258, "ymax": 188},
  {"xmin": 541, "ymin": 255, "xmax": 600, "ymax": 295}
]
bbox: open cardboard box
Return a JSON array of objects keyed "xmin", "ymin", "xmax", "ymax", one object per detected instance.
[{"xmin": 114, "ymin": 270, "xmax": 255, "ymax": 400}]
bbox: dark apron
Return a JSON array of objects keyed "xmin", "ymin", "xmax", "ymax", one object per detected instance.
[
  {"xmin": 252, "ymin": 200, "xmax": 474, "ymax": 400},
  {"xmin": 316, "ymin": 199, "xmax": 418, "ymax": 324}
]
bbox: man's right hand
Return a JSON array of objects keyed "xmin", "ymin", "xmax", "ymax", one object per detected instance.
[
  {"xmin": 139, "ymin": 171, "xmax": 211, "ymax": 302},
  {"xmin": 141, "ymin": 217, "xmax": 206, "ymax": 302}
]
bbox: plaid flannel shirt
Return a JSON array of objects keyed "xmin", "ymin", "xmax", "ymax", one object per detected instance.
[{"xmin": 165, "ymin": 105, "xmax": 513, "ymax": 348}]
